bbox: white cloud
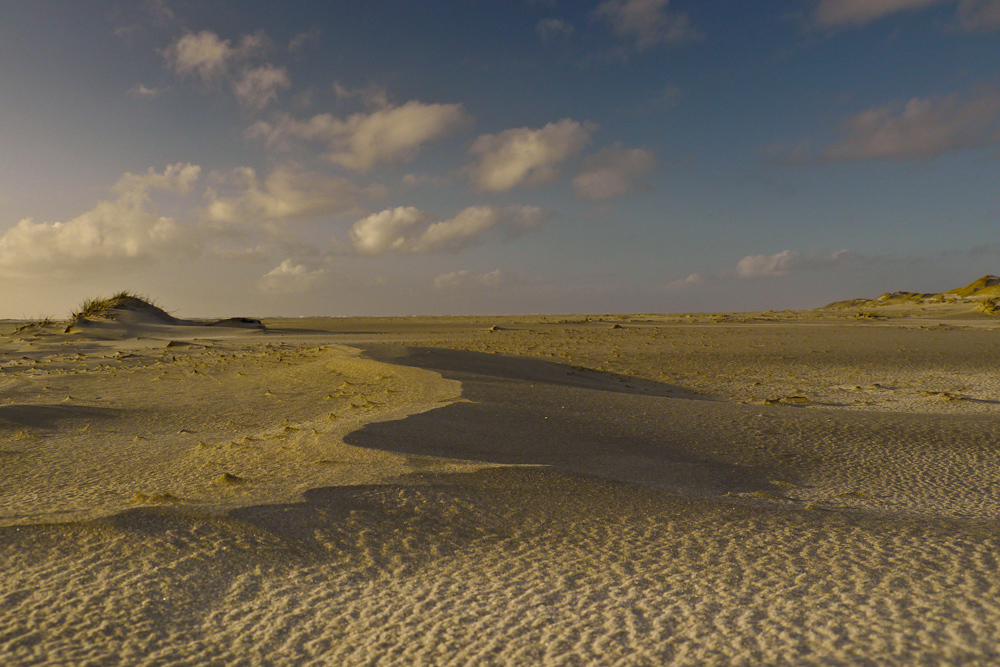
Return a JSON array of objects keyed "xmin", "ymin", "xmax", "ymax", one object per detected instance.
[
  {"xmin": 593, "ymin": 0, "xmax": 702, "ymax": 49},
  {"xmin": 127, "ymin": 84, "xmax": 162, "ymax": 99},
  {"xmin": 469, "ymin": 119, "xmax": 595, "ymax": 192},
  {"xmin": 348, "ymin": 206, "xmax": 427, "ymax": 255},
  {"xmin": 250, "ymin": 101, "xmax": 471, "ymax": 171},
  {"xmin": 821, "ymin": 87, "xmax": 1000, "ymax": 161},
  {"xmin": 349, "ymin": 205, "xmax": 546, "ymax": 256},
  {"xmin": 0, "ymin": 163, "xmax": 200, "ymax": 277},
  {"xmin": 258, "ymin": 259, "xmax": 327, "ymax": 294},
  {"xmin": 203, "ymin": 165, "xmax": 376, "ymax": 224},
  {"xmin": 733, "ymin": 250, "xmax": 855, "ymax": 279},
  {"xmin": 233, "ymin": 65, "xmax": 291, "ymax": 109},
  {"xmin": 164, "ymin": 30, "xmax": 285, "ymax": 108},
  {"xmin": 114, "ymin": 163, "xmax": 201, "ymax": 196},
  {"xmin": 572, "ymin": 143, "xmax": 656, "ymax": 200},
  {"xmin": 665, "ymin": 273, "xmax": 704, "ymax": 291},
  {"xmin": 434, "ymin": 269, "xmax": 506, "ymax": 290},
  {"xmin": 958, "ymin": 0, "xmax": 1000, "ymax": 30},
  {"xmin": 164, "ymin": 30, "xmax": 238, "ymax": 81}
]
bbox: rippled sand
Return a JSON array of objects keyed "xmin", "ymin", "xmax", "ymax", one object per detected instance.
[{"xmin": 3, "ymin": 307, "xmax": 1000, "ymax": 665}]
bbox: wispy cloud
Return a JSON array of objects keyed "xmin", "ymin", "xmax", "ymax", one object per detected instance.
[
  {"xmin": 593, "ymin": 0, "xmax": 702, "ymax": 49},
  {"xmin": 233, "ymin": 65, "xmax": 291, "ymax": 109},
  {"xmin": 813, "ymin": 0, "xmax": 1000, "ymax": 30},
  {"xmin": 333, "ymin": 82, "xmax": 390, "ymax": 109},
  {"xmin": 250, "ymin": 101, "xmax": 471, "ymax": 171},
  {"xmin": 127, "ymin": 84, "xmax": 162, "ymax": 99},
  {"xmin": 813, "ymin": 0, "xmax": 948, "ymax": 28},
  {"xmin": 434, "ymin": 269, "xmax": 507, "ymax": 290},
  {"xmin": 143, "ymin": 0, "xmax": 176, "ymax": 25},
  {"xmin": 469, "ymin": 119, "xmax": 595, "ymax": 192},
  {"xmin": 288, "ymin": 27, "xmax": 322, "ymax": 53},
  {"xmin": 536, "ymin": 18, "xmax": 575, "ymax": 39},
  {"xmin": 822, "ymin": 86, "xmax": 1000, "ymax": 161},
  {"xmin": 957, "ymin": 0, "xmax": 1000, "ymax": 30},
  {"xmin": 572, "ymin": 143, "xmax": 656, "ymax": 200},
  {"xmin": 349, "ymin": 205, "xmax": 547, "ymax": 256},
  {"xmin": 772, "ymin": 85, "xmax": 1000, "ymax": 163}
]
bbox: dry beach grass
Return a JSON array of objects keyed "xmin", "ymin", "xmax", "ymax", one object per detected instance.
[{"xmin": 3, "ymin": 287, "xmax": 1000, "ymax": 665}]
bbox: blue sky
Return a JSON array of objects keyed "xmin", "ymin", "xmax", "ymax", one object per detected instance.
[{"xmin": 1, "ymin": 0, "xmax": 998, "ymax": 318}]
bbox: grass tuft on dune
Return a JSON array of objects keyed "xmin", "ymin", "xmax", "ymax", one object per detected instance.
[{"xmin": 71, "ymin": 291, "xmax": 170, "ymax": 320}]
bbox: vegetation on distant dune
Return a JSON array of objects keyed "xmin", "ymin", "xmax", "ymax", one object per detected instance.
[{"xmin": 69, "ymin": 291, "xmax": 174, "ymax": 322}]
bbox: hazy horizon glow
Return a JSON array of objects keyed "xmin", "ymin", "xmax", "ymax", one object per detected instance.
[{"xmin": 1, "ymin": 1, "xmax": 999, "ymax": 319}]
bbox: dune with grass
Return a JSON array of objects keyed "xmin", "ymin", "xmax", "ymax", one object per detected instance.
[{"xmin": 3, "ymin": 288, "xmax": 1000, "ymax": 665}]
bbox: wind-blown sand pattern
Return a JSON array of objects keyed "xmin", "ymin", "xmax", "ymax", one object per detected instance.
[{"xmin": 4, "ymin": 293, "xmax": 1000, "ymax": 665}]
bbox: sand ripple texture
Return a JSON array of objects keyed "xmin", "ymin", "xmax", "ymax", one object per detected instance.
[
  {"xmin": 4, "ymin": 314, "xmax": 1000, "ymax": 665},
  {"xmin": 3, "ymin": 470, "xmax": 1000, "ymax": 666}
]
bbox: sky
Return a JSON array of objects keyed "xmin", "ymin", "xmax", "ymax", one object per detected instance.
[{"xmin": 1, "ymin": 0, "xmax": 999, "ymax": 318}]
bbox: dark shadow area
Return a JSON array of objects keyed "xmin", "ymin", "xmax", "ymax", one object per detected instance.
[
  {"xmin": 0, "ymin": 404, "xmax": 120, "ymax": 429},
  {"xmin": 361, "ymin": 344, "xmax": 706, "ymax": 399},
  {"xmin": 345, "ymin": 345, "xmax": 781, "ymax": 497}
]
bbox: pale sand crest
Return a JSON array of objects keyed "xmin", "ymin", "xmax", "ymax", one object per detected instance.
[{"xmin": 3, "ymin": 302, "xmax": 1000, "ymax": 665}]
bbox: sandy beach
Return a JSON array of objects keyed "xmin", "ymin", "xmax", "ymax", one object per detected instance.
[{"xmin": 4, "ymin": 298, "xmax": 1000, "ymax": 665}]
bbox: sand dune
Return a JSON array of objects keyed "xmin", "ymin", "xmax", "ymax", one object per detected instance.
[{"xmin": 3, "ymin": 298, "xmax": 1000, "ymax": 665}]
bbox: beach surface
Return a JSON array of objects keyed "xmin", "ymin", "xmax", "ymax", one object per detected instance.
[{"xmin": 3, "ymin": 302, "xmax": 1000, "ymax": 665}]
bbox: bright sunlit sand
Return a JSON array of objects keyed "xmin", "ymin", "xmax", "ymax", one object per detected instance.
[{"xmin": 3, "ymin": 287, "xmax": 1000, "ymax": 665}]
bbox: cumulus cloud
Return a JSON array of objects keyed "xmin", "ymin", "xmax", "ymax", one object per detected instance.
[
  {"xmin": 0, "ymin": 163, "xmax": 200, "ymax": 277},
  {"xmin": 349, "ymin": 205, "xmax": 546, "ymax": 256},
  {"xmin": 434, "ymin": 270, "xmax": 506, "ymax": 290},
  {"xmin": 163, "ymin": 30, "xmax": 287, "ymax": 108},
  {"xmin": 164, "ymin": 30, "xmax": 241, "ymax": 81},
  {"xmin": 813, "ymin": 0, "xmax": 947, "ymax": 27},
  {"xmin": 572, "ymin": 143, "xmax": 657, "ymax": 200},
  {"xmin": 469, "ymin": 119, "xmax": 595, "ymax": 192},
  {"xmin": 733, "ymin": 250, "xmax": 855, "ymax": 279},
  {"xmin": 203, "ymin": 165, "xmax": 376, "ymax": 224},
  {"xmin": 258, "ymin": 259, "xmax": 327, "ymax": 294},
  {"xmin": 249, "ymin": 101, "xmax": 471, "ymax": 171},
  {"xmin": 593, "ymin": 0, "xmax": 702, "ymax": 49},
  {"xmin": 820, "ymin": 87, "xmax": 1000, "ymax": 161}
]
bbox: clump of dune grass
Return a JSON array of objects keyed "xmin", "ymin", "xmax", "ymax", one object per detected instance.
[
  {"xmin": 975, "ymin": 298, "xmax": 1000, "ymax": 316},
  {"xmin": 69, "ymin": 291, "xmax": 175, "ymax": 323},
  {"xmin": 13, "ymin": 316, "xmax": 55, "ymax": 334}
]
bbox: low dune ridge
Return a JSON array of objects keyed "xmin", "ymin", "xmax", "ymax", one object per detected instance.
[
  {"xmin": 825, "ymin": 274, "xmax": 1000, "ymax": 313},
  {"xmin": 62, "ymin": 291, "xmax": 265, "ymax": 336},
  {"xmin": 3, "ymin": 290, "xmax": 1000, "ymax": 665}
]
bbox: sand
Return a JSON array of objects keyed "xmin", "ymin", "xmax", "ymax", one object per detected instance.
[{"xmin": 3, "ymin": 302, "xmax": 1000, "ymax": 665}]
